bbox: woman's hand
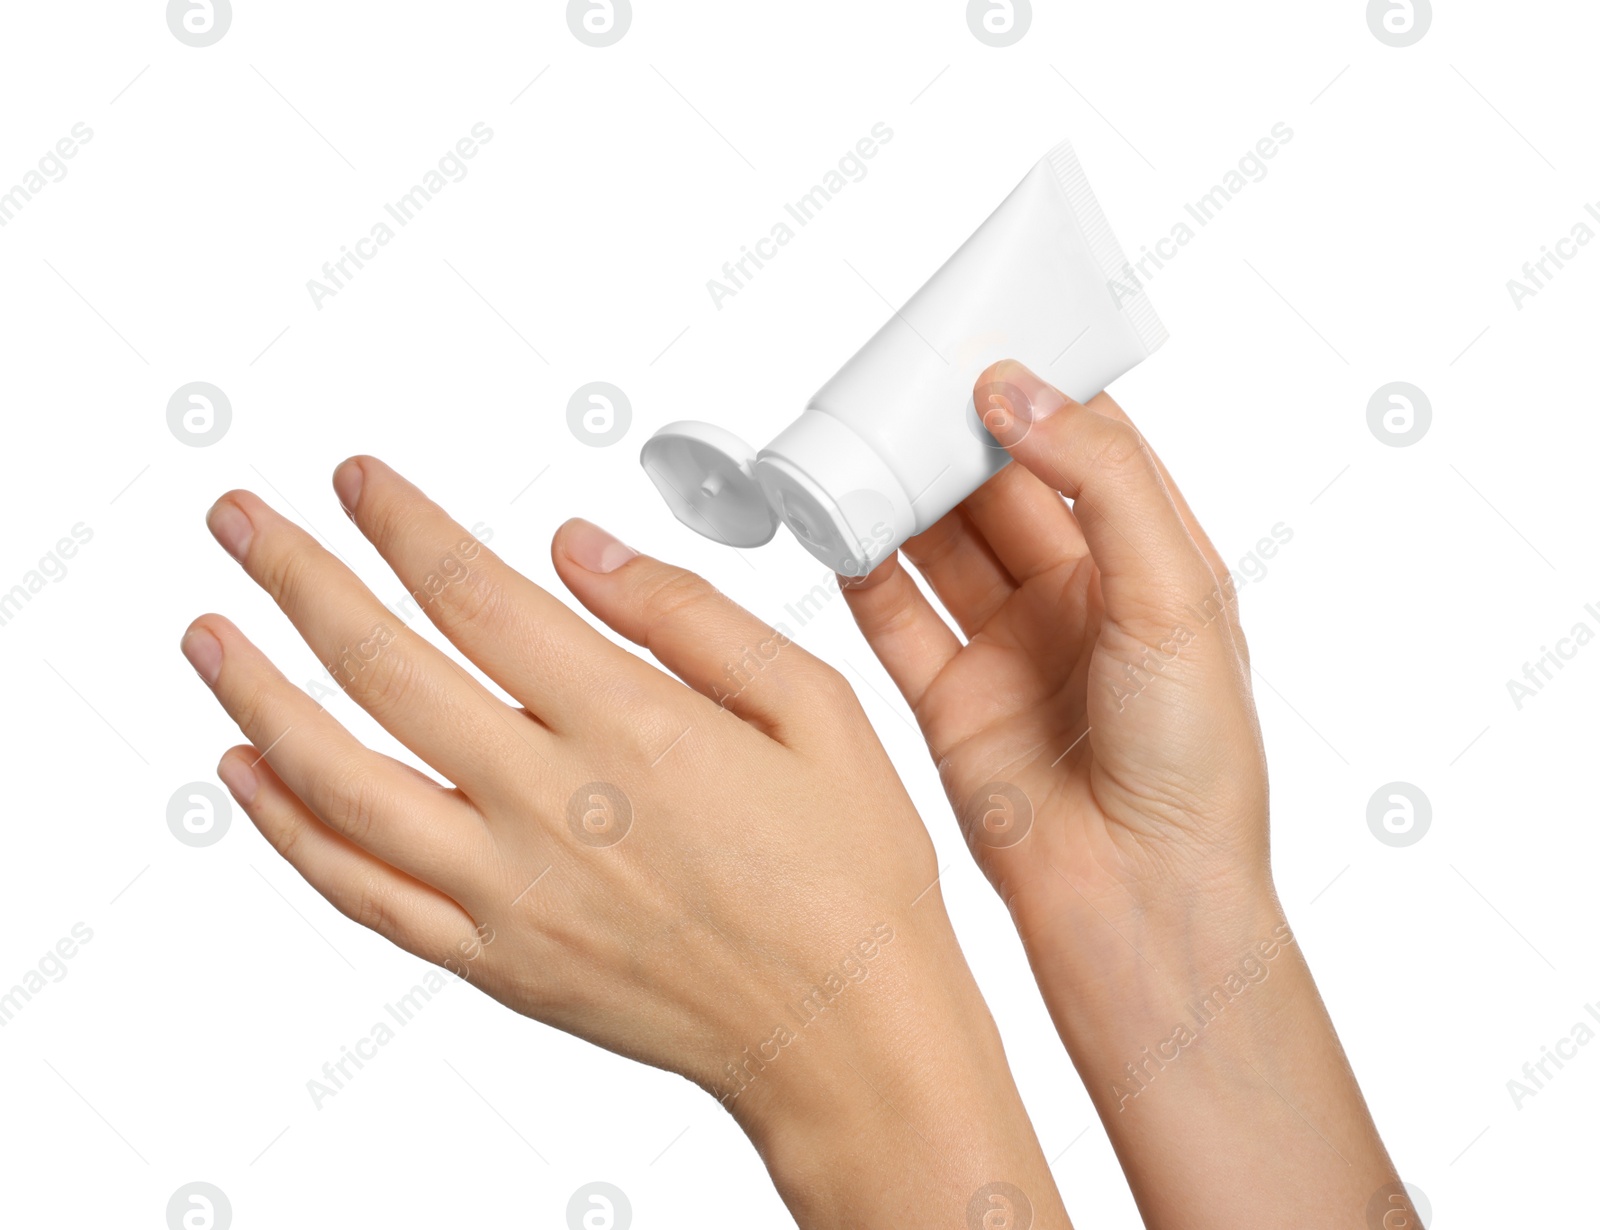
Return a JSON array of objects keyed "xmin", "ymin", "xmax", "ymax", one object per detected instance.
[
  {"xmin": 181, "ymin": 456, "xmax": 1071, "ymax": 1229},
  {"xmin": 841, "ymin": 361, "xmax": 1411, "ymax": 1229},
  {"xmin": 842, "ymin": 358, "xmax": 1268, "ymax": 952}
]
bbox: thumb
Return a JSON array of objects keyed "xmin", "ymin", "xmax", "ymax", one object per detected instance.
[{"xmin": 977, "ymin": 359, "xmax": 1216, "ymax": 635}]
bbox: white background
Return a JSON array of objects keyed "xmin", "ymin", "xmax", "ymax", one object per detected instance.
[{"xmin": 1, "ymin": 1, "xmax": 1595, "ymax": 1225}]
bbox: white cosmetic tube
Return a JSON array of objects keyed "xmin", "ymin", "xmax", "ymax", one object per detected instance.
[{"xmin": 641, "ymin": 137, "xmax": 1167, "ymax": 576}]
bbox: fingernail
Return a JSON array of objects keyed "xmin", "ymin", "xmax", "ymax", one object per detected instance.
[
  {"xmin": 181, "ymin": 626, "xmax": 223, "ymax": 686},
  {"xmin": 984, "ymin": 392, "xmax": 1019, "ymax": 434},
  {"xmin": 207, "ymin": 499, "xmax": 254, "ymax": 562},
  {"xmin": 992, "ymin": 362, "xmax": 1070, "ymax": 423},
  {"xmin": 333, "ymin": 459, "xmax": 364, "ymax": 517},
  {"xmin": 565, "ymin": 519, "xmax": 638, "ymax": 573},
  {"xmin": 217, "ymin": 754, "xmax": 258, "ymax": 805}
]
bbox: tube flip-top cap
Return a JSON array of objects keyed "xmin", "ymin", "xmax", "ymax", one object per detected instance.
[
  {"xmin": 754, "ymin": 410, "xmax": 915, "ymax": 577},
  {"xmin": 639, "ymin": 421, "xmax": 779, "ymax": 548}
]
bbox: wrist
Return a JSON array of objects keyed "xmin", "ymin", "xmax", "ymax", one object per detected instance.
[
  {"xmin": 1015, "ymin": 861, "xmax": 1287, "ymax": 1053},
  {"xmin": 751, "ymin": 1069, "xmax": 1062, "ymax": 1230},
  {"xmin": 720, "ymin": 917, "xmax": 1071, "ymax": 1229},
  {"xmin": 1015, "ymin": 869, "xmax": 1402, "ymax": 1229}
]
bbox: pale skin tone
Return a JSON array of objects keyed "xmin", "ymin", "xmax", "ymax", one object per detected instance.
[
  {"xmin": 182, "ymin": 363, "xmax": 1409, "ymax": 1228},
  {"xmin": 841, "ymin": 359, "xmax": 1416, "ymax": 1228},
  {"xmin": 181, "ymin": 458, "xmax": 1071, "ymax": 1230}
]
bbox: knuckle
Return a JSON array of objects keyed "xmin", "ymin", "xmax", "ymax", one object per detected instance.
[
  {"xmin": 1086, "ymin": 420, "xmax": 1152, "ymax": 476},
  {"xmin": 868, "ymin": 588, "xmax": 927, "ymax": 640},
  {"xmin": 267, "ymin": 812, "xmax": 306, "ymax": 863},
  {"xmin": 906, "ymin": 516, "xmax": 964, "ymax": 572},
  {"xmin": 441, "ymin": 561, "xmax": 507, "ymax": 631},
  {"xmin": 344, "ymin": 635, "xmax": 422, "ymax": 717},
  {"xmin": 259, "ymin": 545, "xmax": 315, "ymax": 613},
  {"xmin": 318, "ymin": 757, "xmax": 387, "ymax": 847},
  {"xmin": 233, "ymin": 685, "xmax": 277, "ymax": 747},
  {"xmin": 807, "ymin": 662, "xmax": 856, "ymax": 707},
  {"xmin": 348, "ymin": 872, "xmax": 400, "ymax": 941},
  {"xmin": 640, "ymin": 568, "xmax": 719, "ymax": 628}
]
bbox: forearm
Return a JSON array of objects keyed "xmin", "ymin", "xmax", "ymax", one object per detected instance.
[{"xmin": 1020, "ymin": 876, "xmax": 1407, "ymax": 1230}]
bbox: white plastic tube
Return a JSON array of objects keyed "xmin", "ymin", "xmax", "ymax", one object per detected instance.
[{"xmin": 640, "ymin": 137, "xmax": 1167, "ymax": 576}]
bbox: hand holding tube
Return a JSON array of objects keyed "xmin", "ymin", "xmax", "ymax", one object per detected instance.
[{"xmin": 842, "ymin": 360, "xmax": 1414, "ymax": 1228}]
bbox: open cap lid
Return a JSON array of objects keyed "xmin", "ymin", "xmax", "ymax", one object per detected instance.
[{"xmin": 639, "ymin": 421, "xmax": 779, "ymax": 548}]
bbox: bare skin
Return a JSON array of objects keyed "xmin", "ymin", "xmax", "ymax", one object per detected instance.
[
  {"xmin": 841, "ymin": 359, "xmax": 1417, "ymax": 1229},
  {"xmin": 181, "ymin": 457, "xmax": 1071, "ymax": 1229}
]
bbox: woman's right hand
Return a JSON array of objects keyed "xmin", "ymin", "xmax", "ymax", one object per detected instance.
[
  {"xmin": 842, "ymin": 358, "xmax": 1271, "ymax": 952},
  {"xmin": 840, "ymin": 360, "xmax": 1411, "ymax": 1229}
]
